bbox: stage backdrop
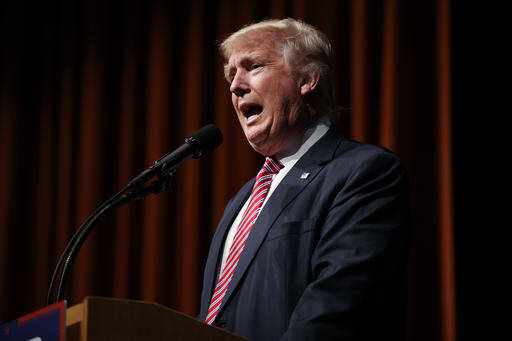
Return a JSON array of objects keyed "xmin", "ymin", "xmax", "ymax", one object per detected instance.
[{"xmin": 0, "ymin": 0, "xmax": 455, "ymax": 340}]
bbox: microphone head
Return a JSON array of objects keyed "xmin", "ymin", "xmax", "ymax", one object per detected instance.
[{"xmin": 185, "ymin": 124, "xmax": 223, "ymax": 158}]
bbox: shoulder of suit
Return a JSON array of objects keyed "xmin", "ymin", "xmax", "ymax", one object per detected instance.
[{"xmin": 330, "ymin": 138, "xmax": 406, "ymax": 173}]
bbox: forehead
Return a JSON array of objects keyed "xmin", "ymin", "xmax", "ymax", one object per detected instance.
[{"xmin": 227, "ymin": 30, "xmax": 284, "ymax": 64}]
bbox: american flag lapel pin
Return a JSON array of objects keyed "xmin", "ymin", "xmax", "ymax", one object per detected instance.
[{"xmin": 300, "ymin": 172, "xmax": 310, "ymax": 179}]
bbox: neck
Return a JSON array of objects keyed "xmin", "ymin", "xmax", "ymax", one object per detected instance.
[{"xmin": 276, "ymin": 114, "xmax": 329, "ymax": 160}]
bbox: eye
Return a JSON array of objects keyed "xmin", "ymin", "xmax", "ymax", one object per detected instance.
[{"xmin": 251, "ymin": 64, "xmax": 262, "ymax": 70}]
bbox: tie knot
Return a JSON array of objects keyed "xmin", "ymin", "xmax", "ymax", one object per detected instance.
[{"xmin": 262, "ymin": 157, "xmax": 284, "ymax": 175}]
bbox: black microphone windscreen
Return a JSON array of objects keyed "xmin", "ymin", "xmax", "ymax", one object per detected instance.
[{"xmin": 186, "ymin": 124, "xmax": 223, "ymax": 158}]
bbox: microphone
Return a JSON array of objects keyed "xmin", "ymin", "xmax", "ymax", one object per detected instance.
[
  {"xmin": 47, "ymin": 124, "xmax": 222, "ymax": 305},
  {"xmin": 127, "ymin": 124, "xmax": 223, "ymax": 188}
]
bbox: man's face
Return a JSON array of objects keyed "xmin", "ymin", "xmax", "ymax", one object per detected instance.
[{"xmin": 226, "ymin": 34, "xmax": 308, "ymax": 157}]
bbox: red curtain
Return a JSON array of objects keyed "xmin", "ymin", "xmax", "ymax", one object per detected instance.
[{"xmin": 0, "ymin": 0, "xmax": 455, "ymax": 340}]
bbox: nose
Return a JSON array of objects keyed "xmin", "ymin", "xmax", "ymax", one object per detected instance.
[{"xmin": 230, "ymin": 70, "xmax": 250, "ymax": 97}]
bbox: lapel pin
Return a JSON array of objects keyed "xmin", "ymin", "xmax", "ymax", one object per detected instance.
[{"xmin": 300, "ymin": 172, "xmax": 310, "ymax": 179}]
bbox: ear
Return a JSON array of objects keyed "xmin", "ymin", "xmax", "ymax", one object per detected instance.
[{"xmin": 300, "ymin": 69, "xmax": 321, "ymax": 95}]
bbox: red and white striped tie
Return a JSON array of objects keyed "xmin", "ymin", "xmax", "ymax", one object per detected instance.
[{"xmin": 206, "ymin": 157, "xmax": 283, "ymax": 325}]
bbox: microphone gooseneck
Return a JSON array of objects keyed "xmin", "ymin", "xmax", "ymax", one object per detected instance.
[{"xmin": 47, "ymin": 124, "xmax": 223, "ymax": 305}]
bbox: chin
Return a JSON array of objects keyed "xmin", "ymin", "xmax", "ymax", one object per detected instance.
[
  {"xmin": 245, "ymin": 128, "xmax": 266, "ymax": 147},
  {"xmin": 249, "ymin": 139, "xmax": 281, "ymax": 157},
  {"xmin": 243, "ymin": 124, "xmax": 282, "ymax": 156},
  {"xmin": 245, "ymin": 135, "xmax": 268, "ymax": 154},
  {"xmin": 250, "ymin": 145, "xmax": 273, "ymax": 157}
]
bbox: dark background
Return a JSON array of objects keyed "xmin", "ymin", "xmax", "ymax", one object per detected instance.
[{"xmin": 1, "ymin": 0, "xmax": 471, "ymax": 340}]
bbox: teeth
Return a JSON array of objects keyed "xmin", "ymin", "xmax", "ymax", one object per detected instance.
[{"xmin": 247, "ymin": 115, "xmax": 258, "ymax": 123}]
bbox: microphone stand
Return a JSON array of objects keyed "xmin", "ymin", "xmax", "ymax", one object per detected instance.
[{"xmin": 47, "ymin": 169, "xmax": 175, "ymax": 305}]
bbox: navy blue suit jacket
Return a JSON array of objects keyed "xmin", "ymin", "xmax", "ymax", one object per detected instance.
[{"xmin": 199, "ymin": 128, "xmax": 411, "ymax": 341}]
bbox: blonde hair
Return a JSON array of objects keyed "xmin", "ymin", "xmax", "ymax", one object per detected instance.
[{"xmin": 220, "ymin": 18, "xmax": 338, "ymax": 118}]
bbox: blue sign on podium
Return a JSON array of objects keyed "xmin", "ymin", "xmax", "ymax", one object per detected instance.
[{"xmin": 0, "ymin": 301, "xmax": 66, "ymax": 341}]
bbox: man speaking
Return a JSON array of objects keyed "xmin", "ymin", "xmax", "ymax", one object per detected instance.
[{"xmin": 199, "ymin": 18, "xmax": 410, "ymax": 341}]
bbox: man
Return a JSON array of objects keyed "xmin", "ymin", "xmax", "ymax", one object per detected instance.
[{"xmin": 199, "ymin": 18, "xmax": 410, "ymax": 341}]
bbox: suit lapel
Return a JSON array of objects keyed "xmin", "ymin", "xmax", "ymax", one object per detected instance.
[{"xmin": 217, "ymin": 128, "xmax": 344, "ymax": 315}]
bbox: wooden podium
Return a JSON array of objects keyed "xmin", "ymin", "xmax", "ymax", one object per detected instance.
[{"xmin": 66, "ymin": 296, "xmax": 246, "ymax": 341}]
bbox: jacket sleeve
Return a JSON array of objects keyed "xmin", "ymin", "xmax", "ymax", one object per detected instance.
[{"xmin": 280, "ymin": 151, "xmax": 411, "ymax": 341}]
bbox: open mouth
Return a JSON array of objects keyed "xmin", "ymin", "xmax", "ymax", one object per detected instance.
[{"xmin": 241, "ymin": 104, "xmax": 263, "ymax": 119}]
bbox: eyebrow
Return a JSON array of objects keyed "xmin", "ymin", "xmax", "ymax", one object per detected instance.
[{"xmin": 224, "ymin": 52, "xmax": 271, "ymax": 81}]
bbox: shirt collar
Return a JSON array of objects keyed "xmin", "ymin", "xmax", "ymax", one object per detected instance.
[{"xmin": 275, "ymin": 115, "xmax": 331, "ymax": 168}]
